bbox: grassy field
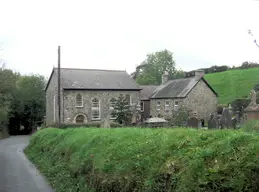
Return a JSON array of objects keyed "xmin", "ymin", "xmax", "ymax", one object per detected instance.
[
  {"xmin": 25, "ymin": 127, "xmax": 259, "ymax": 192},
  {"xmin": 204, "ymin": 68, "xmax": 259, "ymax": 104}
]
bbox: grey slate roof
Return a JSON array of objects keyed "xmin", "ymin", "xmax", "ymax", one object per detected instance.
[
  {"xmin": 150, "ymin": 77, "xmax": 217, "ymax": 99},
  {"xmin": 47, "ymin": 68, "xmax": 141, "ymax": 90},
  {"xmin": 140, "ymin": 85, "xmax": 159, "ymax": 100}
]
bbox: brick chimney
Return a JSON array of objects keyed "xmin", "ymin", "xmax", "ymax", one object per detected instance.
[
  {"xmin": 195, "ymin": 69, "xmax": 205, "ymax": 80},
  {"xmin": 162, "ymin": 71, "xmax": 169, "ymax": 84}
]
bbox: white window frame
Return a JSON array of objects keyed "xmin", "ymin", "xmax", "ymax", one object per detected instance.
[
  {"xmin": 165, "ymin": 100, "xmax": 170, "ymax": 112},
  {"xmin": 75, "ymin": 93, "xmax": 83, "ymax": 107},
  {"xmin": 140, "ymin": 101, "xmax": 144, "ymax": 112},
  {"xmin": 156, "ymin": 101, "xmax": 161, "ymax": 111},
  {"xmin": 174, "ymin": 100, "xmax": 179, "ymax": 107},
  {"xmin": 125, "ymin": 94, "xmax": 131, "ymax": 105},
  {"xmin": 91, "ymin": 98, "xmax": 100, "ymax": 120},
  {"xmin": 109, "ymin": 98, "xmax": 117, "ymax": 120}
]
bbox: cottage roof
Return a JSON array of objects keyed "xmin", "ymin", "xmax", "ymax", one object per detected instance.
[
  {"xmin": 45, "ymin": 68, "xmax": 141, "ymax": 91},
  {"xmin": 150, "ymin": 77, "xmax": 217, "ymax": 99},
  {"xmin": 140, "ymin": 85, "xmax": 159, "ymax": 100}
]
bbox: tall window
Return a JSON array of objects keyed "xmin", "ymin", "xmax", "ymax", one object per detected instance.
[
  {"xmin": 125, "ymin": 94, "xmax": 131, "ymax": 105},
  {"xmin": 140, "ymin": 101, "xmax": 144, "ymax": 112},
  {"xmin": 91, "ymin": 98, "xmax": 100, "ymax": 120},
  {"xmin": 76, "ymin": 93, "xmax": 83, "ymax": 107},
  {"xmin": 174, "ymin": 100, "xmax": 179, "ymax": 111},
  {"xmin": 165, "ymin": 100, "xmax": 170, "ymax": 112},
  {"xmin": 156, "ymin": 101, "xmax": 161, "ymax": 111},
  {"xmin": 109, "ymin": 98, "xmax": 117, "ymax": 119}
]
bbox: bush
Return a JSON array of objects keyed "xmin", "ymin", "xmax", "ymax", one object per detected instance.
[
  {"xmin": 44, "ymin": 121, "xmax": 123, "ymax": 129},
  {"xmin": 25, "ymin": 128, "xmax": 259, "ymax": 192}
]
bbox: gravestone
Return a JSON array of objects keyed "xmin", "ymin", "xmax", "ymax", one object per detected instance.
[
  {"xmin": 101, "ymin": 118, "xmax": 110, "ymax": 128},
  {"xmin": 187, "ymin": 117, "xmax": 199, "ymax": 128},
  {"xmin": 208, "ymin": 114, "xmax": 217, "ymax": 129},
  {"xmin": 220, "ymin": 108, "xmax": 232, "ymax": 129},
  {"xmin": 231, "ymin": 117, "xmax": 237, "ymax": 129}
]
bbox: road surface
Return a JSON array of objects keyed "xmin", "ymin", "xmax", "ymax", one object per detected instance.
[{"xmin": 0, "ymin": 136, "xmax": 53, "ymax": 192}]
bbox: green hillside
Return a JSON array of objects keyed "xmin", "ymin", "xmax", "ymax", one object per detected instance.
[{"xmin": 204, "ymin": 68, "xmax": 259, "ymax": 104}]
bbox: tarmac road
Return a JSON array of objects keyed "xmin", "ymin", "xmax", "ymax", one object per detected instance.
[{"xmin": 0, "ymin": 136, "xmax": 53, "ymax": 192}]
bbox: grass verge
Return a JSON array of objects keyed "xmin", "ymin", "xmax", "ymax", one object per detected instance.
[
  {"xmin": 25, "ymin": 127, "xmax": 259, "ymax": 192},
  {"xmin": 204, "ymin": 68, "xmax": 259, "ymax": 104}
]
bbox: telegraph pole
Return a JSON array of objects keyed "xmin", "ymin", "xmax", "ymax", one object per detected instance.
[{"xmin": 57, "ymin": 46, "xmax": 61, "ymax": 127}]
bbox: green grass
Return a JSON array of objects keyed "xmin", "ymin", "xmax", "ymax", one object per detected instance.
[
  {"xmin": 25, "ymin": 127, "xmax": 259, "ymax": 192},
  {"xmin": 204, "ymin": 68, "xmax": 259, "ymax": 104}
]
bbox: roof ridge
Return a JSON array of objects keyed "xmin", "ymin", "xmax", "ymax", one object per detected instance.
[{"xmin": 53, "ymin": 67, "xmax": 126, "ymax": 72}]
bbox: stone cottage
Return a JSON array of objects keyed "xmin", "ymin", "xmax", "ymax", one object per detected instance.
[
  {"xmin": 139, "ymin": 70, "xmax": 218, "ymax": 121},
  {"xmin": 45, "ymin": 68, "xmax": 141, "ymax": 125}
]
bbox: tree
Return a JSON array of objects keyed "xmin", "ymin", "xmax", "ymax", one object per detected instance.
[
  {"xmin": 113, "ymin": 94, "xmax": 133, "ymax": 125},
  {"xmin": 132, "ymin": 49, "xmax": 184, "ymax": 85},
  {"xmin": 11, "ymin": 75, "xmax": 46, "ymax": 133},
  {"xmin": 0, "ymin": 68, "xmax": 20, "ymax": 134}
]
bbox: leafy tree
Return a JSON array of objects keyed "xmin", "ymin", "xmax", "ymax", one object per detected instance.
[
  {"xmin": 0, "ymin": 68, "xmax": 20, "ymax": 134},
  {"xmin": 113, "ymin": 94, "xmax": 133, "ymax": 125},
  {"xmin": 12, "ymin": 75, "xmax": 46, "ymax": 133},
  {"xmin": 132, "ymin": 49, "xmax": 184, "ymax": 85}
]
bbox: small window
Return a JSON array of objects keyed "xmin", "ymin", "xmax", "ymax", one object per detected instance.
[
  {"xmin": 76, "ymin": 94, "xmax": 83, "ymax": 107},
  {"xmin": 174, "ymin": 101, "xmax": 179, "ymax": 106},
  {"xmin": 165, "ymin": 100, "xmax": 170, "ymax": 112},
  {"xmin": 109, "ymin": 98, "xmax": 117, "ymax": 119},
  {"xmin": 91, "ymin": 98, "xmax": 100, "ymax": 120},
  {"xmin": 140, "ymin": 101, "xmax": 144, "ymax": 112},
  {"xmin": 156, "ymin": 101, "xmax": 161, "ymax": 111}
]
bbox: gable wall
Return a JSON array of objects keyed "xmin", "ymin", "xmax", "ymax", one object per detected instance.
[
  {"xmin": 182, "ymin": 79, "xmax": 217, "ymax": 121},
  {"xmin": 63, "ymin": 90, "xmax": 140, "ymax": 123},
  {"xmin": 45, "ymin": 71, "xmax": 58, "ymax": 125}
]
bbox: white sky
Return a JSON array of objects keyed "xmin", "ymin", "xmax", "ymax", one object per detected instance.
[{"xmin": 0, "ymin": 0, "xmax": 259, "ymax": 78}]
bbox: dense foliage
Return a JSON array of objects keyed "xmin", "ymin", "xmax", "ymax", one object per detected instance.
[
  {"xmin": 0, "ymin": 67, "xmax": 46, "ymax": 135},
  {"xmin": 26, "ymin": 127, "xmax": 259, "ymax": 192},
  {"xmin": 131, "ymin": 49, "xmax": 185, "ymax": 85}
]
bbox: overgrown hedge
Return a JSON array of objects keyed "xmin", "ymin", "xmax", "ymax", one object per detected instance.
[
  {"xmin": 25, "ymin": 127, "xmax": 259, "ymax": 192},
  {"xmin": 45, "ymin": 122, "xmax": 123, "ymax": 129}
]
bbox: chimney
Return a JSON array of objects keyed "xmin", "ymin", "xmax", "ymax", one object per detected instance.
[
  {"xmin": 194, "ymin": 69, "xmax": 205, "ymax": 80},
  {"xmin": 162, "ymin": 71, "xmax": 169, "ymax": 84}
]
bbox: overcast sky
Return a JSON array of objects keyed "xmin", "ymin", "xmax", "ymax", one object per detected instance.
[{"xmin": 0, "ymin": 0, "xmax": 259, "ymax": 78}]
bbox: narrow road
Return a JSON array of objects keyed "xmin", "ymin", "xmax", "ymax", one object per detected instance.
[{"xmin": 0, "ymin": 136, "xmax": 53, "ymax": 192}]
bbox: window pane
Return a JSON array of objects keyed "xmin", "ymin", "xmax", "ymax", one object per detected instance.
[
  {"xmin": 92, "ymin": 109, "xmax": 100, "ymax": 119},
  {"xmin": 140, "ymin": 101, "xmax": 144, "ymax": 111},
  {"xmin": 76, "ymin": 94, "xmax": 83, "ymax": 107}
]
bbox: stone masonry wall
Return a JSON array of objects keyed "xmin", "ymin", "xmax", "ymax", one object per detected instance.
[
  {"xmin": 150, "ymin": 98, "xmax": 184, "ymax": 119},
  {"xmin": 150, "ymin": 80, "xmax": 217, "ymax": 121},
  {"xmin": 45, "ymin": 71, "xmax": 58, "ymax": 125},
  {"xmin": 63, "ymin": 90, "xmax": 141, "ymax": 123},
  {"xmin": 45, "ymin": 70, "xmax": 65, "ymax": 126},
  {"xmin": 183, "ymin": 80, "xmax": 217, "ymax": 121}
]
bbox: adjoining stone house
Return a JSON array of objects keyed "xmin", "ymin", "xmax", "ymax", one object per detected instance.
[
  {"xmin": 139, "ymin": 70, "xmax": 218, "ymax": 121},
  {"xmin": 45, "ymin": 68, "xmax": 141, "ymax": 125}
]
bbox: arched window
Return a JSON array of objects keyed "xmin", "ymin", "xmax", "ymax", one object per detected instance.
[
  {"xmin": 75, "ymin": 114, "xmax": 85, "ymax": 124},
  {"xmin": 76, "ymin": 93, "xmax": 83, "ymax": 107},
  {"xmin": 91, "ymin": 98, "xmax": 100, "ymax": 120},
  {"xmin": 110, "ymin": 98, "xmax": 117, "ymax": 119}
]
